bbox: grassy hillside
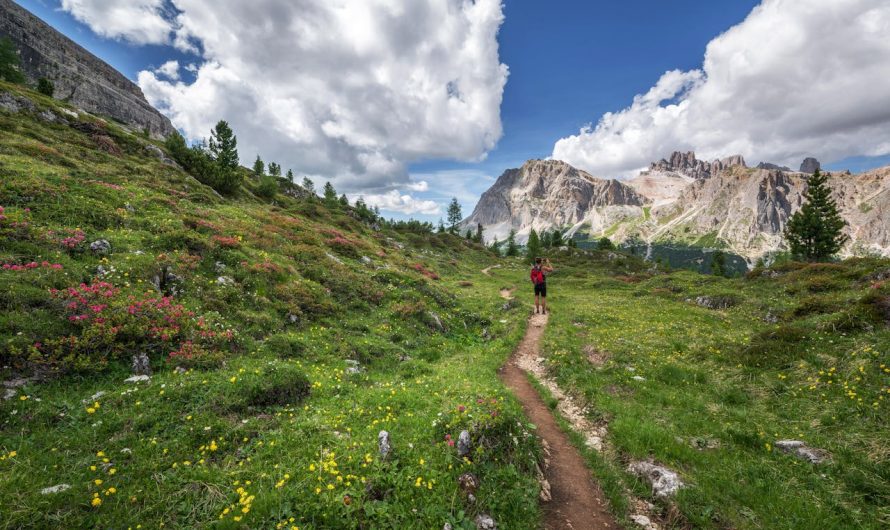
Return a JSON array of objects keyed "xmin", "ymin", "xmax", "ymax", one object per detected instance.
[
  {"xmin": 0, "ymin": 82, "xmax": 542, "ymax": 529},
  {"xmin": 541, "ymin": 255, "xmax": 890, "ymax": 528}
]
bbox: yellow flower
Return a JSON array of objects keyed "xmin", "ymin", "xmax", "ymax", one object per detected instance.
[
  {"xmin": 229, "ymin": 377, "xmax": 237, "ymax": 383},
  {"xmin": 86, "ymin": 407, "xmax": 97, "ymax": 414},
  {"xmin": 107, "ymin": 487, "xmax": 117, "ymax": 494},
  {"xmin": 109, "ymin": 468, "xmax": 117, "ymax": 475},
  {"xmin": 91, "ymin": 497, "xmax": 102, "ymax": 507},
  {"xmin": 94, "ymin": 479, "xmax": 103, "ymax": 485}
]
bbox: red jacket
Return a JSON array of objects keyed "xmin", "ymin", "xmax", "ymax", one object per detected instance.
[{"xmin": 530, "ymin": 266, "xmax": 546, "ymax": 285}]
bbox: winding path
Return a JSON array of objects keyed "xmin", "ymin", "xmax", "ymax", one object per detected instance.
[{"xmin": 499, "ymin": 314, "xmax": 617, "ymax": 530}]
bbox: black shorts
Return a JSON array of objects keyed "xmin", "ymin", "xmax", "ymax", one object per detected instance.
[{"xmin": 534, "ymin": 283, "xmax": 547, "ymax": 297}]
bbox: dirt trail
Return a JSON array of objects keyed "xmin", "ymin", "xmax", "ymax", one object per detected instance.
[
  {"xmin": 481, "ymin": 264, "xmax": 501, "ymax": 276},
  {"xmin": 499, "ymin": 288, "xmax": 515, "ymax": 300},
  {"xmin": 499, "ymin": 314, "xmax": 617, "ymax": 529}
]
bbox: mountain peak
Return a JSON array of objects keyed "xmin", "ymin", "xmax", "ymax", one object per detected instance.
[{"xmin": 648, "ymin": 151, "xmax": 746, "ymax": 179}]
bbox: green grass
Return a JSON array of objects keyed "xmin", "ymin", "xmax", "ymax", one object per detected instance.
[
  {"xmin": 0, "ymin": 82, "xmax": 542, "ymax": 529},
  {"xmin": 540, "ymin": 260, "xmax": 890, "ymax": 529}
]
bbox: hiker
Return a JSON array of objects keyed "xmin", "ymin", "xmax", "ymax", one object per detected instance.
[{"xmin": 530, "ymin": 257, "xmax": 553, "ymax": 314}]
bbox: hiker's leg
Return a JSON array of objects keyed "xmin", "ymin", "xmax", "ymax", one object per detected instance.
[
  {"xmin": 534, "ymin": 293, "xmax": 540, "ymax": 313},
  {"xmin": 541, "ymin": 296, "xmax": 546, "ymax": 314}
]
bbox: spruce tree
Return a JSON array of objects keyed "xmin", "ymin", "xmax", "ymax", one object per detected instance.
[
  {"xmin": 323, "ymin": 182, "xmax": 338, "ymax": 205},
  {"xmin": 437, "ymin": 219, "xmax": 446, "ymax": 234},
  {"xmin": 710, "ymin": 250, "xmax": 727, "ymax": 277},
  {"xmin": 526, "ymin": 229, "xmax": 542, "ymax": 263},
  {"xmin": 339, "ymin": 194, "xmax": 349, "ymax": 207},
  {"xmin": 252, "ymin": 156, "xmax": 264, "ymax": 177},
  {"xmin": 286, "ymin": 169, "xmax": 294, "ymax": 181},
  {"xmin": 268, "ymin": 162, "xmax": 281, "ymax": 177},
  {"xmin": 475, "ymin": 222, "xmax": 484, "ymax": 243},
  {"xmin": 598, "ymin": 237, "xmax": 615, "ymax": 251},
  {"xmin": 506, "ymin": 229, "xmax": 519, "ymax": 257},
  {"xmin": 446, "ymin": 198, "xmax": 462, "ymax": 234},
  {"xmin": 302, "ymin": 177, "xmax": 316, "ymax": 195},
  {"xmin": 208, "ymin": 120, "xmax": 241, "ymax": 193},
  {"xmin": 37, "ymin": 78, "xmax": 54, "ymax": 97},
  {"xmin": 784, "ymin": 169, "xmax": 847, "ymax": 261},
  {"xmin": 465, "ymin": 228, "xmax": 473, "ymax": 240}
]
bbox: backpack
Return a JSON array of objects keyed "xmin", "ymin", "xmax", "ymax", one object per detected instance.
[{"xmin": 530, "ymin": 266, "xmax": 545, "ymax": 285}]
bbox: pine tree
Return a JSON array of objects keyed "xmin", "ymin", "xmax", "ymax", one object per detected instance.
[
  {"xmin": 464, "ymin": 228, "xmax": 473, "ymax": 240},
  {"xmin": 323, "ymin": 182, "xmax": 338, "ymax": 205},
  {"xmin": 526, "ymin": 229, "xmax": 541, "ymax": 263},
  {"xmin": 286, "ymin": 169, "xmax": 294, "ymax": 181},
  {"xmin": 446, "ymin": 198, "xmax": 462, "ymax": 234},
  {"xmin": 506, "ymin": 229, "xmax": 519, "ymax": 257},
  {"xmin": 784, "ymin": 169, "xmax": 848, "ymax": 261},
  {"xmin": 252, "ymin": 156, "xmax": 264, "ymax": 177},
  {"xmin": 207, "ymin": 120, "xmax": 241, "ymax": 193},
  {"xmin": 0, "ymin": 37, "xmax": 25, "ymax": 84},
  {"xmin": 339, "ymin": 194, "xmax": 349, "ymax": 207},
  {"xmin": 37, "ymin": 78, "xmax": 54, "ymax": 97},
  {"xmin": 597, "ymin": 237, "xmax": 615, "ymax": 251},
  {"xmin": 489, "ymin": 237, "xmax": 501, "ymax": 256},
  {"xmin": 550, "ymin": 229, "xmax": 564, "ymax": 248},
  {"xmin": 268, "ymin": 162, "xmax": 281, "ymax": 177},
  {"xmin": 475, "ymin": 222, "xmax": 484, "ymax": 243},
  {"xmin": 302, "ymin": 177, "xmax": 316, "ymax": 195},
  {"xmin": 710, "ymin": 250, "xmax": 727, "ymax": 277}
]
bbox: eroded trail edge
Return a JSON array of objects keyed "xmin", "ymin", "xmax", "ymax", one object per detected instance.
[{"xmin": 499, "ymin": 314, "xmax": 617, "ymax": 530}]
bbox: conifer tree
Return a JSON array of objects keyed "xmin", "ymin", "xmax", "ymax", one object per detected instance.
[
  {"xmin": 710, "ymin": 250, "xmax": 727, "ymax": 277},
  {"xmin": 268, "ymin": 162, "xmax": 281, "ymax": 177},
  {"xmin": 0, "ymin": 37, "xmax": 25, "ymax": 84},
  {"xmin": 506, "ymin": 229, "xmax": 519, "ymax": 257},
  {"xmin": 323, "ymin": 182, "xmax": 338, "ymax": 205},
  {"xmin": 286, "ymin": 169, "xmax": 294, "ymax": 181},
  {"xmin": 339, "ymin": 193, "xmax": 349, "ymax": 207},
  {"xmin": 526, "ymin": 229, "xmax": 541, "ymax": 263},
  {"xmin": 784, "ymin": 169, "xmax": 847, "ymax": 261},
  {"xmin": 475, "ymin": 223, "xmax": 484, "ymax": 243},
  {"xmin": 302, "ymin": 177, "xmax": 315, "ymax": 195},
  {"xmin": 37, "ymin": 78, "xmax": 54, "ymax": 97},
  {"xmin": 208, "ymin": 120, "xmax": 241, "ymax": 193},
  {"xmin": 446, "ymin": 198, "xmax": 462, "ymax": 234},
  {"xmin": 252, "ymin": 156, "xmax": 264, "ymax": 177}
]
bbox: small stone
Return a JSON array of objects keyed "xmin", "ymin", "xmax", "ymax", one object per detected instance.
[
  {"xmin": 40, "ymin": 484, "xmax": 71, "ymax": 495},
  {"xmin": 630, "ymin": 514, "xmax": 657, "ymax": 529},
  {"xmin": 443, "ymin": 524, "xmax": 453, "ymax": 530},
  {"xmin": 457, "ymin": 430, "xmax": 471, "ymax": 457},
  {"xmin": 378, "ymin": 430, "xmax": 391, "ymax": 460},
  {"xmin": 3, "ymin": 388, "xmax": 15, "ymax": 400},
  {"xmin": 89, "ymin": 239, "xmax": 112, "ymax": 255},
  {"xmin": 345, "ymin": 360, "xmax": 361, "ymax": 375},
  {"xmin": 457, "ymin": 472, "xmax": 479, "ymax": 495},
  {"xmin": 775, "ymin": 440, "xmax": 829, "ymax": 464},
  {"xmin": 632, "ymin": 375, "xmax": 646, "ymax": 381},
  {"xmin": 474, "ymin": 514, "xmax": 497, "ymax": 530},
  {"xmin": 82, "ymin": 391, "xmax": 106, "ymax": 404},
  {"xmin": 361, "ymin": 256, "xmax": 372, "ymax": 265},
  {"xmin": 124, "ymin": 375, "xmax": 150, "ymax": 383},
  {"xmin": 217, "ymin": 276, "xmax": 235, "ymax": 286},
  {"xmin": 132, "ymin": 353, "xmax": 151, "ymax": 376},
  {"xmin": 627, "ymin": 461, "xmax": 684, "ymax": 498},
  {"xmin": 120, "ymin": 448, "xmax": 132, "ymax": 454},
  {"xmin": 175, "ymin": 366, "xmax": 187, "ymax": 374},
  {"xmin": 214, "ymin": 261, "xmax": 227, "ymax": 273}
]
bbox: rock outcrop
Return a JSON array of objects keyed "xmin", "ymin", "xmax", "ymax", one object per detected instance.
[
  {"xmin": 647, "ymin": 151, "xmax": 746, "ymax": 180},
  {"xmin": 800, "ymin": 157, "xmax": 821, "ymax": 174},
  {"xmin": 0, "ymin": 0, "xmax": 174, "ymax": 138},
  {"xmin": 757, "ymin": 162, "xmax": 792, "ymax": 171},
  {"xmin": 461, "ymin": 159, "xmax": 644, "ymax": 243}
]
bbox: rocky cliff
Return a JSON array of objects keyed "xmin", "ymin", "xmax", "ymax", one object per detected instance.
[
  {"xmin": 462, "ymin": 159, "xmax": 644, "ymax": 243},
  {"xmin": 0, "ymin": 0, "xmax": 174, "ymax": 138},
  {"xmin": 469, "ymin": 151, "xmax": 890, "ymax": 261}
]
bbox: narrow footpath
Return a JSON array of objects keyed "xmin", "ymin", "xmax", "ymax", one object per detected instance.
[{"xmin": 499, "ymin": 313, "xmax": 618, "ymax": 530}]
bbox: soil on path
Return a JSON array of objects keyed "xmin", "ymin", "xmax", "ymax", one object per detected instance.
[{"xmin": 499, "ymin": 313, "xmax": 618, "ymax": 530}]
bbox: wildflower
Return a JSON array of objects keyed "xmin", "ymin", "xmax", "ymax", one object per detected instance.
[{"xmin": 91, "ymin": 497, "xmax": 102, "ymax": 507}]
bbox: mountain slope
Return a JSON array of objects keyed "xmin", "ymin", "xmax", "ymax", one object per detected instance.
[
  {"xmin": 0, "ymin": 0, "xmax": 174, "ymax": 137},
  {"xmin": 463, "ymin": 159, "xmax": 644, "ymax": 243},
  {"xmin": 0, "ymin": 82, "xmax": 542, "ymax": 528}
]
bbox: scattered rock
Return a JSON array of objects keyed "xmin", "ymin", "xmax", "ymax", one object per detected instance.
[
  {"xmin": 287, "ymin": 313, "xmax": 299, "ymax": 324},
  {"xmin": 584, "ymin": 345, "xmax": 609, "ymax": 367},
  {"xmin": 214, "ymin": 261, "xmax": 227, "ymax": 273},
  {"xmin": 689, "ymin": 437, "xmax": 720, "ymax": 450},
  {"xmin": 474, "ymin": 514, "xmax": 497, "ymax": 530},
  {"xmin": 216, "ymin": 276, "xmax": 235, "ymax": 286},
  {"xmin": 82, "ymin": 391, "xmax": 106, "ymax": 404},
  {"xmin": 151, "ymin": 265, "xmax": 183, "ymax": 296},
  {"xmin": 174, "ymin": 366, "xmax": 187, "ymax": 374},
  {"xmin": 124, "ymin": 375, "xmax": 150, "ymax": 383},
  {"xmin": 457, "ymin": 430, "xmax": 471, "ymax": 457},
  {"xmin": 693, "ymin": 295, "xmax": 736, "ymax": 310},
  {"xmin": 426, "ymin": 311, "xmax": 446, "ymax": 332},
  {"xmin": 89, "ymin": 239, "xmax": 112, "ymax": 255},
  {"xmin": 764, "ymin": 311, "xmax": 779, "ymax": 324},
  {"xmin": 627, "ymin": 461, "xmax": 684, "ymax": 498},
  {"xmin": 457, "ymin": 472, "xmax": 479, "ymax": 497},
  {"xmin": 632, "ymin": 375, "xmax": 646, "ymax": 382},
  {"xmin": 443, "ymin": 524, "xmax": 453, "ymax": 530},
  {"xmin": 0, "ymin": 91, "xmax": 35, "ymax": 113},
  {"xmin": 144, "ymin": 144, "xmax": 176, "ymax": 165},
  {"xmin": 345, "ymin": 359, "xmax": 361, "ymax": 375},
  {"xmin": 535, "ymin": 462, "xmax": 552, "ymax": 502},
  {"xmin": 800, "ymin": 157, "xmax": 821, "ymax": 174},
  {"xmin": 325, "ymin": 252, "xmax": 343, "ymax": 265},
  {"xmin": 95, "ymin": 264, "xmax": 110, "ymax": 277},
  {"xmin": 59, "ymin": 108, "xmax": 78, "ymax": 118},
  {"xmin": 3, "ymin": 388, "xmax": 15, "ymax": 400},
  {"xmin": 131, "ymin": 353, "xmax": 151, "ymax": 376},
  {"xmin": 774, "ymin": 440, "xmax": 830, "ymax": 464},
  {"xmin": 630, "ymin": 514, "xmax": 659, "ymax": 529},
  {"xmin": 38, "ymin": 109, "xmax": 60, "ymax": 123},
  {"xmin": 378, "ymin": 430, "xmax": 391, "ymax": 460},
  {"xmin": 360, "ymin": 256, "xmax": 372, "ymax": 265},
  {"xmin": 40, "ymin": 484, "xmax": 71, "ymax": 495}
]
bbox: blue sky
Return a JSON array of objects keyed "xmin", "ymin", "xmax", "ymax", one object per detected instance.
[{"xmin": 15, "ymin": 0, "xmax": 890, "ymax": 221}]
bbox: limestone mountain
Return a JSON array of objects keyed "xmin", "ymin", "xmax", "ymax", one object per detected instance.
[
  {"xmin": 461, "ymin": 159, "xmax": 644, "ymax": 243},
  {"xmin": 468, "ymin": 152, "xmax": 890, "ymax": 262},
  {"xmin": 0, "ymin": 0, "xmax": 174, "ymax": 138}
]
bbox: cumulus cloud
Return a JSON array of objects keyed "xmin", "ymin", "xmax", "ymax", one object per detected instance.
[
  {"xmin": 357, "ymin": 191, "xmax": 441, "ymax": 216},
  {"xmin": 154, "ymin": 60, "xmax": 180, "ymax": 81},
  {"xmin": 64, "ymin": 0, "xmax": 508, "ymax": 194},
  {"xmin": 553, "ymin": 0, "xmax": 890, "ymax": 177},
  {"xmin": 60, "ymin": 0, "xmax": 175, "ymax": 45},
  {"xmin": 405, "ymin": 180, "xmax": 430, "ymax": 192}
]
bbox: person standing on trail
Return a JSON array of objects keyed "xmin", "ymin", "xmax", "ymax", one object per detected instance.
[{"xmin": 530, "ymin": 257, "xmax": 553, "ymax": 314}]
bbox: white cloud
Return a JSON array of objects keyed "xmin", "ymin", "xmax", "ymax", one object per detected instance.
[
  {"xmin": 60, "ymin": 0, "xmax": 174, "ymax": 45},
  {"xmin": 358, "ymin": 190, "xmax": 441, "ymax": 216},
  {"xmin": 405, "ymin": 180, "xmax": 429, "ymax": 192},
  {"xmin": 553, "ymin": 0, "xmax": 890, "ymax": 177},
  {"xmin": 154, "ymin": 60, "xmax": 180, "ymax": 81},
  {"xmin": 64, "ymin": 0, "xmax": 508, "ymax": 192}
]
